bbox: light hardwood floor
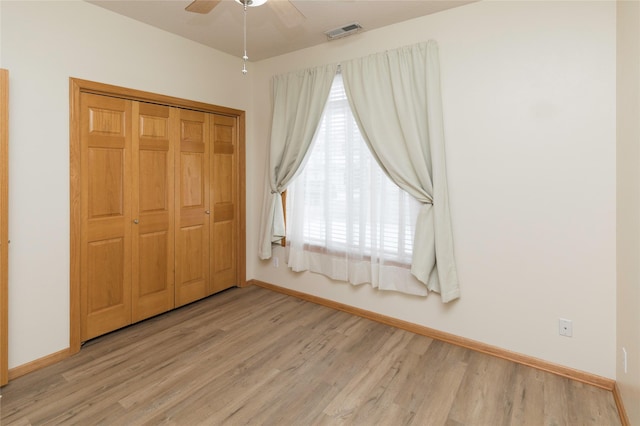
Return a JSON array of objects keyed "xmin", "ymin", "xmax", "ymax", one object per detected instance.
[{"xmin": 0, "ymin": 285, "xmax": 621, "ymax": 425}]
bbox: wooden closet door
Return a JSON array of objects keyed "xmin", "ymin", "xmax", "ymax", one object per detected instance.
[
  {"xmin": 175, "ymin": 110, "xmax": 210, "ymax": 307},
  {"xmin": 80, "ymin": 93, "xmax": 132, "ymax": 341},
  {"xmin": 210, "ymin": 114, "xmax": 238, "ymax": 294},
  {"xmin": 131, "ymin": 103, "xmax": 175, "ymax": 322}
]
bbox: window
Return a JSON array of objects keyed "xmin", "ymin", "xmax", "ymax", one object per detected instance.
[
  {"xmin": 287, "ymin": 73, "xmax": 421, "ymax": 270},
  {"xmin": 263, "ymin": 43, "xmax": 459, "ymax": 300}
]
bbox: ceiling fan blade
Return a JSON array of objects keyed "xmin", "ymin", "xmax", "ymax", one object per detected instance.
[
  {"xmin": 185, "ymin": 0, "xmax": 222, "ymax": 14},
  {"xmin": 269, "ymin": 0, "xmax": 305, "ymax": 28}
]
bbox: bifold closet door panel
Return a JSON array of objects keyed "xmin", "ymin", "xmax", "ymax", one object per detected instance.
[
  {"xmin": 131, "ymin": 102, "xmax": 176, "ymax": 322},
  {"xmin": 75, "ymin": 80, "xmax": 246, "ymax": 345},
  {"xmin": 80, "ymin": 93, "xmax": 132, "ymax": 341},
  {"xmin": 175, "ymin": 109, "xmax": 210, "ymax": 307},
  {"xmin": 210, "ymin": 114, "xmax": 237, "ymax": 294}
]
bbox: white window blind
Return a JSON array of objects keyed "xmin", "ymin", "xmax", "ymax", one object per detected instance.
[{"xmin": 287, "ymin": 73, "xmax": 424, "ymax": 292}]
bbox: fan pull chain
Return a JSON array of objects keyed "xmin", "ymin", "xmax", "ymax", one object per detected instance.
[{"xmin": 242, "ymin": 2, "xmax": 248, "ymax": 75}]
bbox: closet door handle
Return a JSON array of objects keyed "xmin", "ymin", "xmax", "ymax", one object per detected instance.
[
  {"xmin": 205, "ymin": 210, "xmax": 211, "ymax": 215},
  {"xmin": 133, "ymin": 219, "xmax": 139, "ymax": 224}
]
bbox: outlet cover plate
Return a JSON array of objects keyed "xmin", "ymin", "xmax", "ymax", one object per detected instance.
[{"xmin": 559, "ymin": 318, "xmax": 573, "ymax": 337}]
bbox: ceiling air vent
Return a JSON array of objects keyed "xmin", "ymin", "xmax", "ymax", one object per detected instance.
[{"xmin": 324, "ymin": 22, "xmax": 363, "ymax": 41}]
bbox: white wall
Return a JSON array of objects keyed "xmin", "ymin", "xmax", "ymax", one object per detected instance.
[
  {"xmin": 0, "ymin": 0, "xmax": 250, "ymax": 368},
  {"xmin": 617, "ymin": 0, "xmax": 640, "ymax": 422},
  {"xmin": 250, "ymin": 1, "xmax": 617, "ymax": 378}
]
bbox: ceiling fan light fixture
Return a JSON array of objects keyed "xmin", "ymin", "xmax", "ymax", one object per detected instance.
[{"xmin": 235, "ymin": 0, "xmax": 268, "ymax": 7}]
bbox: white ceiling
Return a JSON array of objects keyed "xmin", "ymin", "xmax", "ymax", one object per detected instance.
[{"xmin": 88, "ymin": 0, "xmax": 475, "ymax": 61}]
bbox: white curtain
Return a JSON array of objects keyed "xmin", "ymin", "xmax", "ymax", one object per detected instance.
[
  {"xmin": 287, "ymin": 74, "xmax": 428, "ymax": 296},
  {"xmin": 341, "ymin": 41, "xmax": 460, "ymax": 302},
  {"xmin": 258, "ymin": 64, "xmax": 338, "ymax": 260}
]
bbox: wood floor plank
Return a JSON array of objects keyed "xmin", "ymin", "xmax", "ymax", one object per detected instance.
[
  {"xmin": 0, "ymin": 285, "xmax": 622, "ymax": 426},
  {"xmin": 543, "ymin": 373, "xmax": 572, "ymax": 425},
  {"xmin": 447, "ymin": 351, "xmax": 519, "ymax": 426},
  {"xmin": 565, "ymin": 378, "xmax": 620, "ymax": 425},
  {"xmin": 410, "ymin": 348, "xmax": 469, "ymax": 425},
  {"xmin": 346, "ymin": 354, "xmax": 416, "ymax": 425},
  {"xmin": 394, "ymin": 340, "xmax": 467, "ymax": 421},
  {"xmin": 321, "ymin": 328, "xmax": 413, "ymax": 420},
  {"xmin": 509, "ymin": 365, "xmax": 546, "ymax": 426}
]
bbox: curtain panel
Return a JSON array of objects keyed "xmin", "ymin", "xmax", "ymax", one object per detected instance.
[
  {"xmin": 286, "ymin": 73, "xmax": 428, "ymax": 296},
  {"xmin": 258, "ymin": 63, "xmax": 338, "ymax": 259},
  {"xmin": 341, "ymin": 41, "xmax": 460, "ymax": 302}
]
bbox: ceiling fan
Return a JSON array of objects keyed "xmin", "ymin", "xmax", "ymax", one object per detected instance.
[
  {"xmin": 186, "ymin": 0, "xmax": 306, "ymax": 74},
  {"xmin": 185, "ymin": 0, "xmax": 306, "ymax": 29}
]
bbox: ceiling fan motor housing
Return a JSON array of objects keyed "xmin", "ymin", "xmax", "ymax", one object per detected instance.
[{"xmin": 236, "ymin": 0, "xmax": 268, "ymax": 7}]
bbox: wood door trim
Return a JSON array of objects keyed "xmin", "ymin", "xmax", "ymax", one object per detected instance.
[
  {"xmin": 1, "ymin": 69, "xmax": 9, "ymax": 386},
  {"xmin": 70, "ymin": 78, "xmax": 244, "ymax": 117},
  {"xmin": 70, "ymin": 78, "xmax": 246, "ymax": 354},
  {"xmin": 237, "ymin": 112, "xmax": 247, "ymax": 289},
  {"xmin": 69, "ymin": 78, "xmax": 82, "ymax": 355}
]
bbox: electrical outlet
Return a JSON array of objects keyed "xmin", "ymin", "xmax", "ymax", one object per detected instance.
[
  {"xmin": 559, "ymin": 318, "xmax": 572, "ymax": 337},
  {"xmin": 272, "ymin": 256, "xmax": 279, "ymax": 268},
  {"xmin": 623, "ymin": 347, "xmax": 628, "ymax": 373}
]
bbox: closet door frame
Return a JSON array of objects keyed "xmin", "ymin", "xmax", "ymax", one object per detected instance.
[{"xmin": 69, "ymin": 78, "xmax": 246, "ymax": 354}]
